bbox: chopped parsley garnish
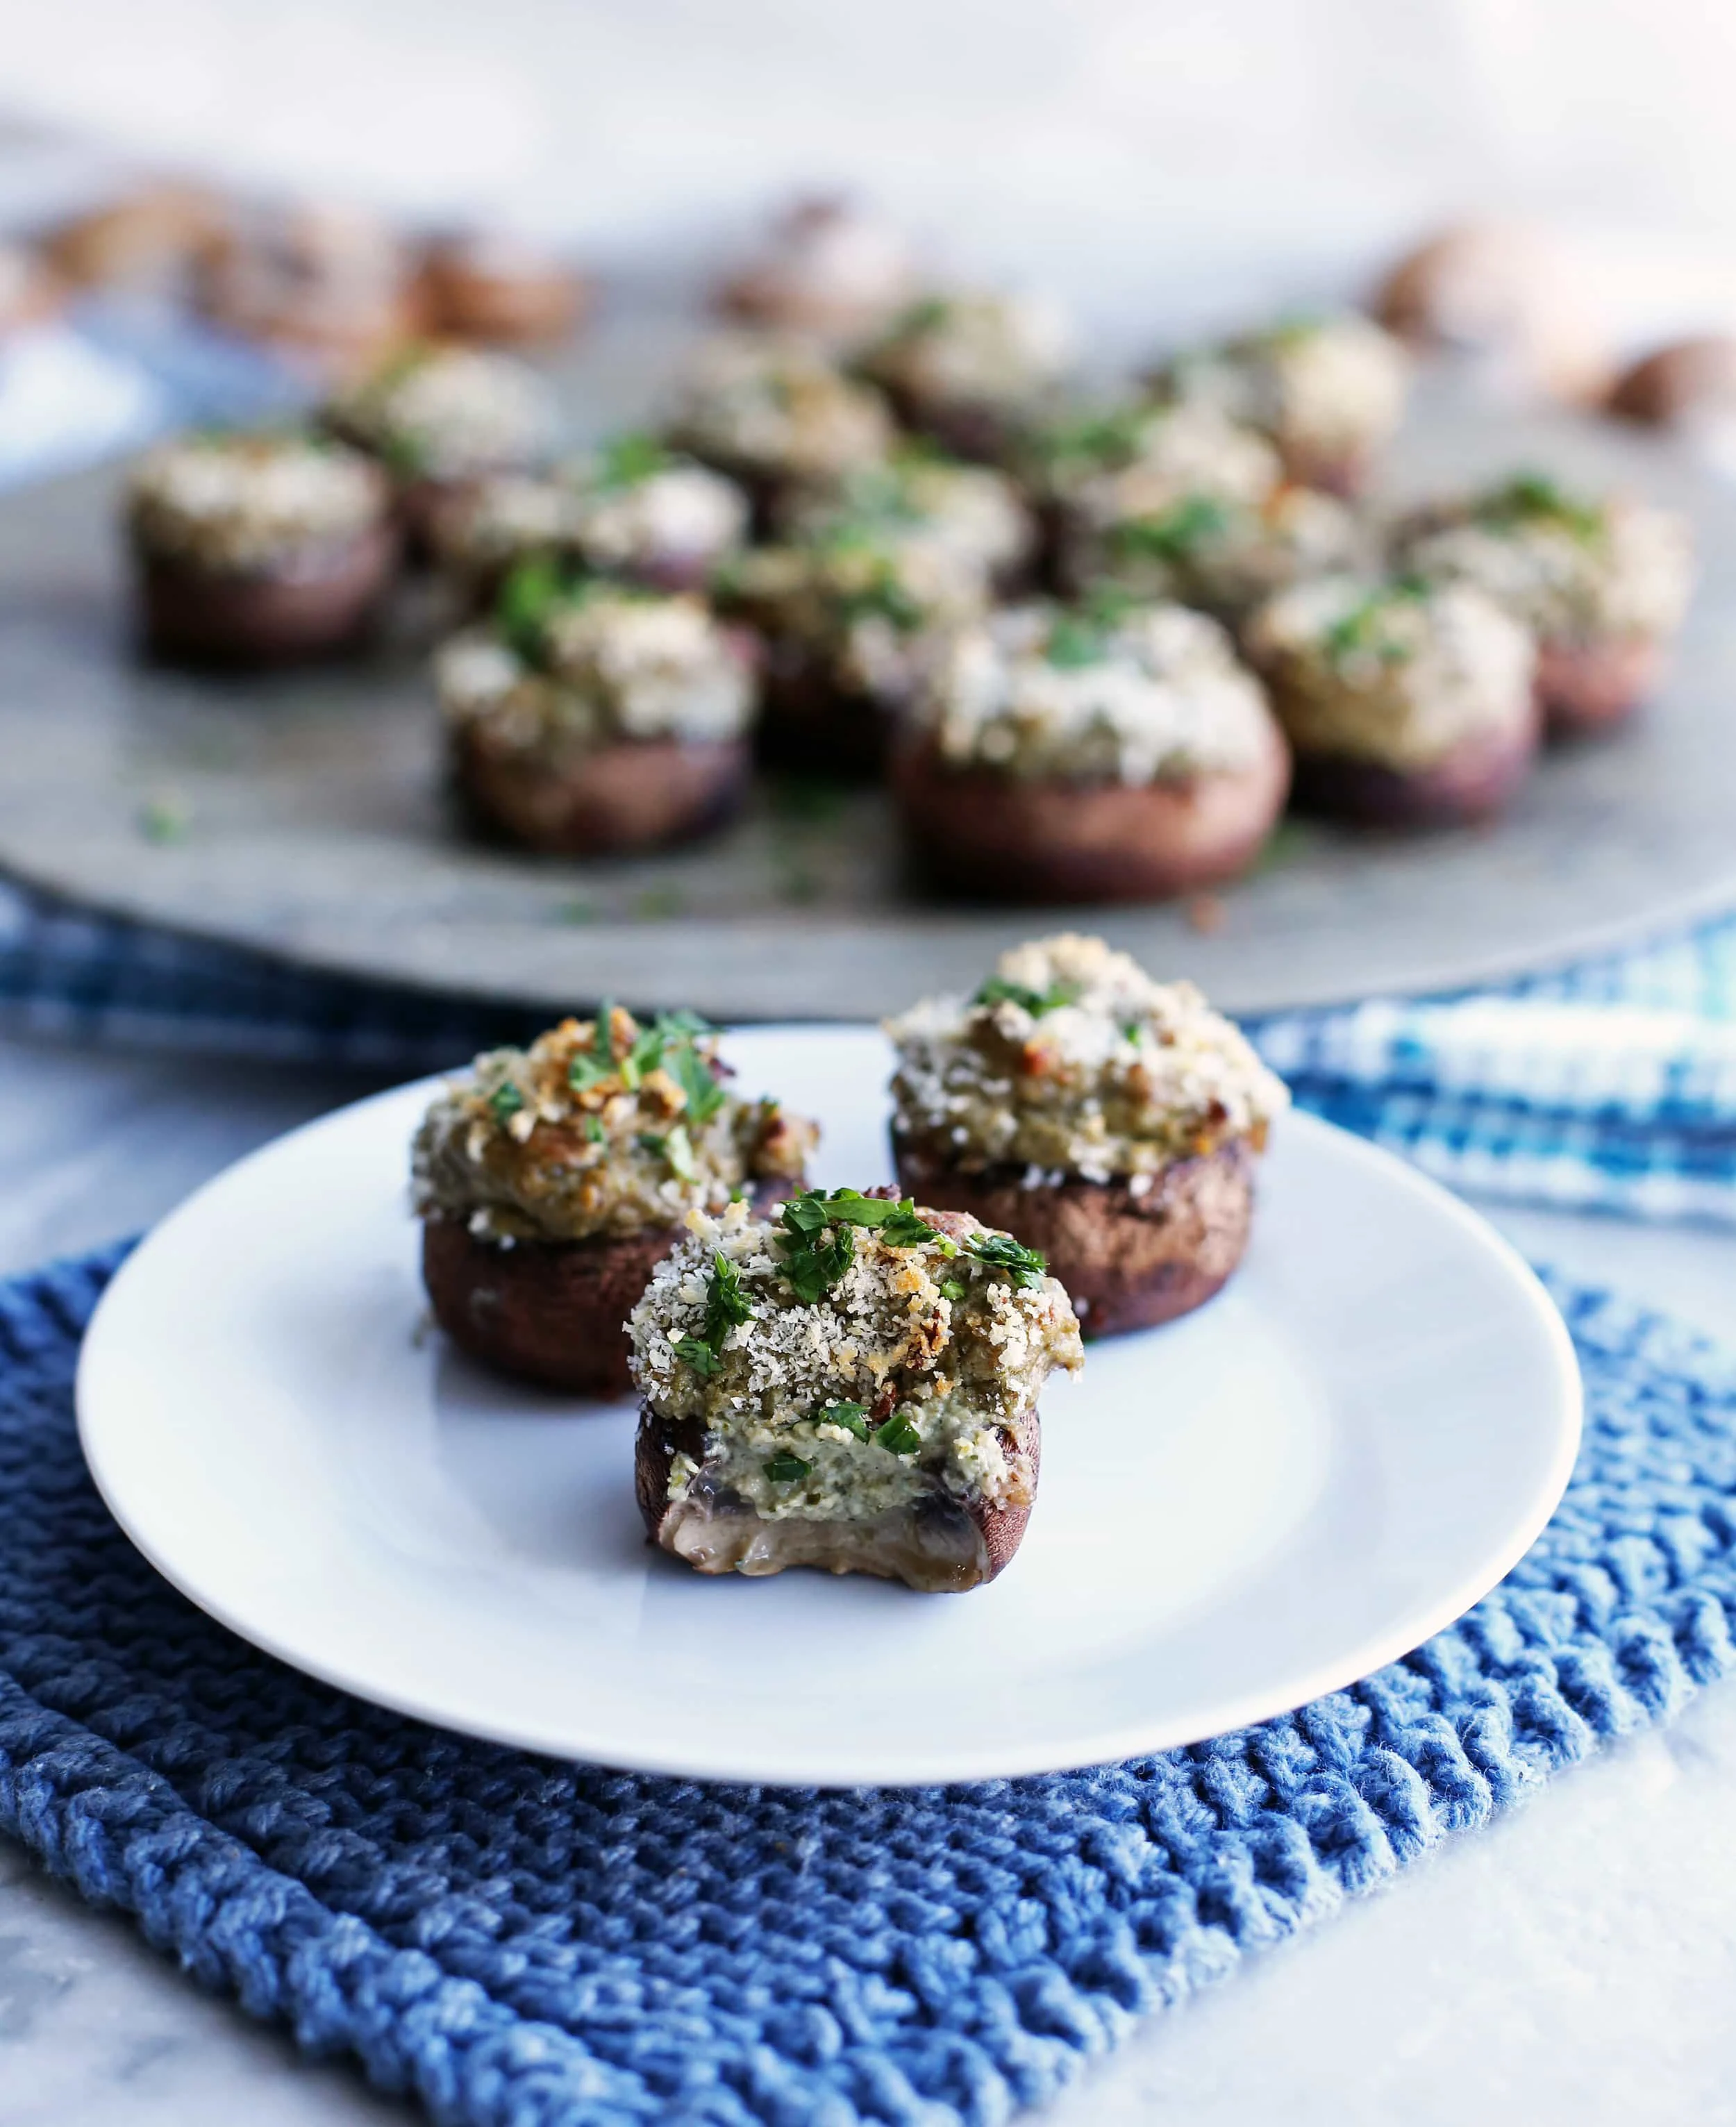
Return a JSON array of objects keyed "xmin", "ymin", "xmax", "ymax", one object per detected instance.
[
  {"xmin": 489, "ymin": 1082, "xmax": 526, "ymax": 1123},
  {"xmin": 817, "ymin": 1401, "xmax": 869, "ymax": 1439},
  {"xmin": 974, "ymin": 976, "xmax": 1081, "ymax": 1016},
  {"xmin": 893, "ymin": 295, "xmax": 951, "ymax": 337},
  {"xmin": 497, "ymin": 553, "xmax": 583, "ymax": 667},
  {"xmin": 765, "ymin": 1451, "xmax": 812, "ymax": 1483},
  {"xmin": 1324, "ymin": 574, "xmax": 1428, "ymax": 664},
  {"xmin": 663, "ymin": 1124, "xmax": 698, "ymax": 1182},
  {"xmin": 703, "ymin": 1251, "xmax": 753, "ymax": 1346},
  {"xmin": 674, "ymin": 1251, "xmax": 754, "ymax": 1376},
  {"xmin": 772, "ymin": 1189, "xmax": 1046, "ymax": 1303},
  {"xmin": 584, "ymin": 1115, "xmax": 605, "ymax": 1143},
  {"xmin": 938, "ymin": 1277, "xmax": 967, "ymax": 1304},
  {"xmin": 871, "ymin": 1413, "xmax": 922, "ymax": 1456},
  {"xmin": 1476, "ymin": 472, "xmax": 1604, "ymax": 545},
  {"xmin": 568, "ymin": 1006, "xmax": 619, "ymax": 1092},
  {"xmin": 1036, "ymin": 402, "xmax": 1151, "ymax": 474},
  {"xmin": 1108, "ymin": 492, "xmax": 1230, "ymax": 565},
  {"xmin": 966, "ymin": 1233, "xmax": 1049, "ymax": 1290},
  {"xmin": 566, "ymin": 1006, "xmax": 724, "ymax": 1122},
  {"xmin": 1043, "ymin": 585, "xmax": 1140, "ymax": 669},
  {"xmin": 830, "ymin": 550, "xmax": 927, "ymax": 633},
  {"xmin": 594, "ymin": 431, "xmax": 671, "ymax": 490},
  {"xmin": 637, "ymin": 1131, "xmax": 666, "ymax": 1156}
]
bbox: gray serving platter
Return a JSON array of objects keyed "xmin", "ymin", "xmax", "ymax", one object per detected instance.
[{"xmin": 0, "ymin": 340, "xmax": 1730, "ymax": 1021}]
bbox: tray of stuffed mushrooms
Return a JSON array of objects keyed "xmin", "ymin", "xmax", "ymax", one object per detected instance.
[
  {"xmin": 0, "ymin": 203, "xmax": 1728, "ymax": 1019},
  {"xmin": 76, "ymin": 933, "xmax": 1580, "ymax": 1781}
]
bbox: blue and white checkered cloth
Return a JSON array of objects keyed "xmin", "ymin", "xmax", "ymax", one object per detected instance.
[{"xmin": 5, "ymin": 872, "xmax": 1736, "ymax": 1227}]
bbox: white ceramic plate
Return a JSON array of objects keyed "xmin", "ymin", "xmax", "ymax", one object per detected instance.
[{"xmin": 77, "ymin": 1028, "xmax": 1581, "ymax": 1788}]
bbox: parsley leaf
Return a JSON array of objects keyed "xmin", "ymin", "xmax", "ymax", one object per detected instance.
[
  {"xmin": 765, "ymin": 1451, "xmax": 812, "ymax": 1482},
  {"xmin": 974, "ymin": 976, "xmax": 1081, "ymax": 1016},
  {"xmin": 1108, "ymin": 492, "xmax": 1230, "ymax": 565},
  {"xmin": 497, "ymin": 553, "xmax": 581, "ymax": 667},
  {"xmin": 595, "ymin": 431, "xmax": 671, "ymax": 490},
  {"xmin": 1478, "ymin": 472, "xmax": 1605, "ymax": 545},
  {"xmin": 663, "ymin": 1124, "xmax": 698, "ymax": 1182},
  {"xmin": 584, "ymin": 1115, "xmax": 605, "ymax": 1143},
  {"xmin": 817, "ymin": 1401, "xmax": 869, "ymax": 1439},
  {"xmin": 939, "ymin": 1276, "xmax": 967, "ymax": 1303},
  {"xmin": 672, "ymin": 1335, "xmax": 719, "ymax": 1374},
  {"xmin": 871, "ymin": 1412, "xmax": 922, "ymax": 1456},
  {"xmin": 1324, "ymin": 575, "xmax": 1428, "ymax": 664},
  {"xmin": 568, "ymin": 1005, "xmax": 619, "ymax": 1092},
  {"xmin": 703, "ymin": 1251, "xmax": 753, "ymax": 1346},
  {"xmin": 665, "ymin": 1036, "xmax": 726, "ymax": 1124},
  {"xmin": 489, "ymin": 1082, "xmax": 524, "ymax": 1122},
  {"xmin": 967, "ymin": 1232, "xmax": 1048, "ymax": 1290}
]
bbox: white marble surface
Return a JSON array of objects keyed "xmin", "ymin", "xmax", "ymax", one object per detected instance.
[{"xmin": 2, "ymin": 1028, "xmax": 1736, "ymax": 2125}]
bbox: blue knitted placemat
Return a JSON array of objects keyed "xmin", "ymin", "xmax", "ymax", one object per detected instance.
[{"xmin": 3, "ymin": 1245, "xmax": 1733, "ymax": 2126}]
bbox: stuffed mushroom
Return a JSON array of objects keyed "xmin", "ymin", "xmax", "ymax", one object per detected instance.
[
  {"xmin": 858, "ymin": 291, "xmax": 1074, "ymax": 464},
  {"xmin": 629, "ymin": 1187, "xmax": 1081, "ymax": 1590},
  {"xmin": 1151, "ymin": 313, "xmax": 1409, "ymax": 496},
  {"xmin": 326, "ymin": 342, "xmax": 557, "ymax": 547},
  {"xmin": 415, "ymin": 1007, "xmax": 816, "ymax": 1396},
  {"xmin": 894, "ymin": 594, "xmax": 1290, "ymax": 901},
  {"xmin": 886, "ymin": 934, "xmax": 1288, "ymax": 1336},
  {"xmin": 126, "ymin": 428, "xmax": 397, "ymax": 666},
  {"xmin": 437, "ymin": 562, "xmax": 758, "ymax": 854},
  {"xmin": 1392, "ymin": 472, "xmax": 1693, "ymax": 737},
  {"xmin": 666, "ymin": 331, "xmax": 894, "ymax": 522},
  {"xmin": 1244, "ymin": 571, "xmax": 1538, "ymax": 826},
  {"xmin": 433, "ymin": 435, "xmax": 749, "ymax": 606},
  {"xmin": 716, "ymin": 519, "xmax": 980, "ymax": 778}
]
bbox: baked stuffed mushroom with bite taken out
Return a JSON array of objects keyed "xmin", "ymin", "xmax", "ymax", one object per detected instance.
[
  {"xmin": 414, "ymin": 1007, "xmax": 817, "ymax": 1397},
  {"xmin": 1151, "ymin": 313, "xmax": 1409, "ymax": 497},
  {"xmin": 325, "ymin": 342, "xmax": 557, "ymax": 549},
  {"xmin": 1244, "ymin": 571, "xmax": 1537, "ymax": 826},
  {"xmin": 126, "ymin": 428, "xmax": 397, "ymax": 667},
  {"xmin": 887, "ymin": 934, "xmax": 1289, "ymax": 1336},
  {"xmin": 1392, "ymin": 472, "xmax": 1693, "ymax": 739},
  {"xmin": 432, "ymin": 435, "xmax": 749, "ymax": 608},
  {"xmin": 858, "ymin": 291, "xmax": 1074, "ymax": 465},
  {"xmin": 437, "ymin": 562, "xmax": 757, "ymax": 855},
  {"xmin": 893, "ymin": 593, "xmax": 1290, "ymax": 901},
  {"xmin": 630, "ymin": 1189, "xmax": 1081, "ymax": 1591}
]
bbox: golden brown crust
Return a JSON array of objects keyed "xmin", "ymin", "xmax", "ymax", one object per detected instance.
[
  {"xmin": 1534, "ymin": 636, "xmax": 1662, "ymax": 738},
  {"xmin": 894, "ymin": 1134, "xmax": 1257, "ymax": 1336},
  {"xmin": 453, "ymin": 731, "xmax": 750, "ymax": 855},
  {"xmin": 633, "ymin": 1401, "xmax": 1040, "ymax": 1590},
  {"xmin": 1287, "ymin": 716, "xmax": 1537, "ymax": 827},
  {"xmin": 136, "ymin": 521, "xmax": 399, "ymax": 667},
  {"xmin": 891, "ymin": 724, "xmax": 1290, "ymax": 902}
]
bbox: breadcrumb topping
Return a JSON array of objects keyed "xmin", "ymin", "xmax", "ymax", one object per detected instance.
[
  {"xmin": 329, "ymin": 345, "xmax": 555, "ymax": 481},
  {"xmin": 1244, "ymin": 572, "xmax": 1535, "ymax": 770},
  {"xmin": 127, "ymin": 431, "xmax": 387, "ymax": 574},
  {"xmin": 630, "ymin": 1195, "xmax": 1081, "ymax": 1522},
  {"xmin": 669, "ymin": 332, "xmax": 894, "ymax": 486},
  {"xmin": 436, "ymin": 585, "xmax": 754, "ymax": 761},
  {"xmin": 915, "ymin": 599, "xmax": 1280, "ymax": 784},
  {"xmin": 412, "ymin": 1008, "xmax": 816, "ymax": 1242},
  {"xmin": 863, "ymin": 292, "xmax": 1074, "ymax": 418},
  {"xmin": 886, "ymin": 933, "xmax": 1288, "ymax": 1181},
  {"xmin": 1161, "ymin": 313, "xmax": 1409, "ymax": 473},
  {"xmin": 1396, "ymin": 476, "xmax": 1693, "ymax": 649}
]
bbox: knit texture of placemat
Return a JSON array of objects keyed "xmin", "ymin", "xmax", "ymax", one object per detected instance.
[{"xmin": 2, "ymin": 1246, "xmax": 1733, "ymax": 2127}]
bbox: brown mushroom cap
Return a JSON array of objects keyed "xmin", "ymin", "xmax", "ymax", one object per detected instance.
[
  {"xmin": 894, "ymin": 1135, "xmax": 1258, "ymax": 1337},
  {"xmin": 135, "ymin": 521, "xmax": 399, "ymax": 668},
  {"xmin": 453, "ymin": 731, "xmax": 751, "ymax": 856},
  {"xmin": 1534, "ymin": 637, "xmax": 1662, "ymax": 738},
  {"xmin": 1287, "ymin": 716, "xmax": 1539, "ymax": 828},
  {"xmin": 892, "ymin": 721, "xmax": 1290, "ymax": 903}
]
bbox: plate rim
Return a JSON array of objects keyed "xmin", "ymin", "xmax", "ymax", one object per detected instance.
[{"xmin": 74, "ymin": 1036, "xmax": 1584, "ymax": 1785}]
